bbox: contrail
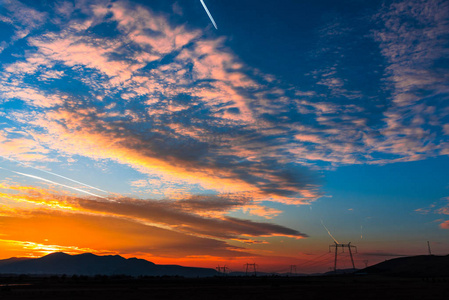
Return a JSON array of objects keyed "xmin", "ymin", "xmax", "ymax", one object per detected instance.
[
  {"xmin": 0, "ymin": 155, "xmax": 108, "ymax": 193},
  {"xmin": 200, "ymin": 0, "xmax": 218, "ymax": 29},
  {"xmin": 0, "ymin": 167, "xmax": 109, "ymax": 200},
  {"xmin": 321, "ymin": 219, "xmax": 339, "ymax": 244}
]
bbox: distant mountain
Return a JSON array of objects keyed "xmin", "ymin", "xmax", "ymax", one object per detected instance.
[
  {"xmin": 0, "ymin": 257, "xmax": 31, "ymax": 267},
  {"xmin": 0, "ymin": 252, "xmax": 218, "ymax": 278},
  {"xmin": 360, "ymin": 255, "xmax": 449, "ymax": 277},
  {"xmin": 322, "ymin": 268, "xmax": 359, "ymax": 276}
]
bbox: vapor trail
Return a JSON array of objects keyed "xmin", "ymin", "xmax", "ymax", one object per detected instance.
[
  {"xmin": 321, "ymin": 219, "xmax": 339, "ymax": 244},
  {"xmin": 200, "ymin": 0, "xmax": 218, "ymax": 29},
  {"xmin": 0, "ymin": 167, "xmax": 109, "ymax": 200},
  {"xmin": 0, "ymin": 155, "xmax": 107, "ymax": 193}
]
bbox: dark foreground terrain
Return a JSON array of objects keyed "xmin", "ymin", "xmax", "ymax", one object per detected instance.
[{"xmin": 0, "ymin": 275, "xmax": 448, "ymax": 300}]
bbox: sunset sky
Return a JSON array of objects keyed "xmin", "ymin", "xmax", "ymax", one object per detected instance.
[{"xmin": 0, "ymin": 0, "xmax": 448, "ymax": 274}]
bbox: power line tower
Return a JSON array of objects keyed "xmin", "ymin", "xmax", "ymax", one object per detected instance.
[
  {"xmin": 245, "ymin": 263, "xmax": 257, "ymax": 276},
  {"xmin": 329, "ymin": 242, "xmax": 357, "ymax": 273},
  {"xmin": 289, "ymin": 265, "xmax": 297, "ymax": 276},
  {"xmin": 216, "ymin": 265, "xmax": 229, "ymax": 275}
]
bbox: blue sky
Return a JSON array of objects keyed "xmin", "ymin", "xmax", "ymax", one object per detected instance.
[{"xmin": 0, "ymin": 0, "xmax": 448, "ymax": 272}]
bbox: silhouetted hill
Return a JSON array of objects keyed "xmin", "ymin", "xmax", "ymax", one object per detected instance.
[
  {"xmin": 0, "ymin": 252, "xmax": 217, "ymax": 277},
  {"xmin": 360, "ymin": 255, "xmax": 449, "ymax": 277},
  {"xmin": 0, "ymin": 257, "xmax": 31, "ymax": 267}
]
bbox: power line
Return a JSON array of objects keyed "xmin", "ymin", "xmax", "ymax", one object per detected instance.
[{"xmin": 299, "ymin": 253, "xmax": 333, "ymax": 267}]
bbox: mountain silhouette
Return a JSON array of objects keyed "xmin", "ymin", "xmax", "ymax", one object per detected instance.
[
  {"xmin": 0, "ymin": 257, "xmax": 31, "ymax": 267},
  {"xmin": 0, "ymin": 252, "xmax": 218, "ymax": 277},
  {"xmin": 360, "ymin": 254, "xmax": 449, "ymax": 277}
]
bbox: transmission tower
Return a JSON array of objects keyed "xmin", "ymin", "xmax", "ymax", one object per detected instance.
[
  {"xmin": 329, "ymin": 242, "xmax": 357, "ymax": 273},
  {"xmin": 216, "ymin": 265, "xmax": 229, "ymax": 275},
  {"xmin": 245, "ymin": 263, "xmax": 257, "ymax": 276},
  {"xmin": 289, "ymin": 265, "xmax": 297, "ymax": 276}
]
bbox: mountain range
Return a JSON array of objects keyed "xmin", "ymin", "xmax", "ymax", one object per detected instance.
[
  {"xmin": 0, "ymin": 252, "xmax": 448, "ymax": 278},
  {"xmin": 0, "ymin": 252, "xmax": 218, "ymax": 277}
]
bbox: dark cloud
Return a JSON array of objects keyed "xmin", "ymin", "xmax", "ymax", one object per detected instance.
[
  {"xmin": 45, "ymin": 98, "xmax": 320, "ymax": 201},
  {"xmin": 72, "ymin": 196, "xmax": 309, "ymax": 240},
  {"xmin": 2, "ymin": 186, "xmax": 308, "ymax": 240},
  {"xmin": 0, "ymin": 208, "xmax": 252, "ymax": 258},
  {"xmin": 176, "ymin": 194, "xmax": 252, "ymax": 212},
  {"xmin": 360, "ymin": 252, "xmax": 409, "ymax": 257}
]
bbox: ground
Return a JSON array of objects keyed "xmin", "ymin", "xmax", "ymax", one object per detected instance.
[{"xmin": 1, "ymin": 275, "xmax": 448, "ymax": 300}]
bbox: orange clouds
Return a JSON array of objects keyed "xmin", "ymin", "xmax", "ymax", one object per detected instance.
[
  {"xmin": 0, "ymin": 206, "xmax": 312, "ymax": 270},
  {"xmin": 0, "ymin": 185, "xmax": 307, "ymax": 240},
  {"xmin": 0, "ymin": 189, "xmax": 253, "ymax": 261},
  {"xmin": 24, "ymin": 104, "xmax": 318, "ymax": 203},
  {"xmin": 0, "ymin": 208, "xmax": 247, "ymax": 260},
  {"xmin": 0, "ymin": 183, "xmax": 308, "ymax": 263},
  {"xmin": 440, "ymin": 220, "xmax": 449, "ymax": 229},
  {"xmin": 30, "ymin": 109, "xmax": 259, "ymax": 195},
  {"xmin": 0, "ymin": 239, "xmax": 109, "ymax": 258}
]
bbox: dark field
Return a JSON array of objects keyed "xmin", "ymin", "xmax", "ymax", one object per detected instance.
[{"xmin": 0, "ymin": 275, "xmax": 448, "ymax": 300}]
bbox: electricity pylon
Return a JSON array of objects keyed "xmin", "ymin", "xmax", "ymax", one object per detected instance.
[
  {"xmin": 329, "ymin": 242, "xmax": 357, "ymax": 273},
  {"xmin": 289, "ymin": 265, "xmax": 297, "ymax": 276},
  {"xmin": 216, "ymin": 265, "xmax": 229, "ymax": 275},
  {"xmin": 245, "ymin": 263, "xmax": 257, "ymax": 276}
]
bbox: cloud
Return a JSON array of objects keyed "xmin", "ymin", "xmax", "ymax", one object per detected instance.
[
  {"xmin": 0, "ymin": 0, "xmax": 47, "ymax": 41},
  {"xmin": 23, "ymin": 104, "xmax": 320, "ymax": 202},
  {"xmin": 360, "ymin": 251, "xmax": 409, "ymax": 257},
  {"xmin": 440, "ymin": 220, "xmax": 449, "ymax": 229},
  {"xmin": 0, "ymin": 207, "xmax": 250, "ymax": 258},
  {"xmin": 0, "ymin": 184, "xmax": 308, "ymax": 241},
  {"xmin": 0, "ymin": 0, "xmax": 324, "ymax": 204},
  {"xmin": 0, "ymin": 0, "xmax": 448, "ymax": 212},
  {"xmin": 172, "ymin": 2, "xmax": 183, "ymax": 16},
  {"xmin": 371, "ymin": 0, "xmax": 449, "ymax": 160},
  {"xmin": 414, "ymin": 197, "xmax": 449, "ymax": 229},
  {"xmin": 0, "ymin": 127, "xmax": 50, "ymax": 162},
  {"xmin": 0, "ymin": 238, "xmax": 113, "ymax": 258},
  {"xmin": 240, "ymin": 204, "xmax": 283, "ymax": 219},
  {"xmin": 289, "ymin": 0, "xmax": 449, "ymax": 166}
]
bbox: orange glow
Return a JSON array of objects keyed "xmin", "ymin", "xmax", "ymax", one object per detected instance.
[
  {"xmin": 0, "ymin": 239, "xmax": 111, "ymax": 258},
  {"xmin": 0, "ymin": 184, "xmax": 306, "ymax": 241},
  {"xmin": 0, "ymin": 183, "xmax": 315, "ymax": 271}
]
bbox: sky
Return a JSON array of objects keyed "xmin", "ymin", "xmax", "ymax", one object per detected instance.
[{"xmin": 0, "ymin": 0, "xmax": 448, "ymax": 274}]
